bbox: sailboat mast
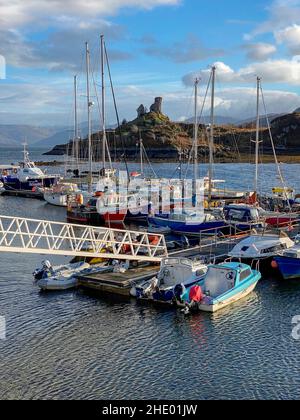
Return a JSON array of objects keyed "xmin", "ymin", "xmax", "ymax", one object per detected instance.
[
  {"xmin": 74, "ymin": 75, "xmax": 79, "ymax": 163},
  {"xmin": 140, "ymin": 134, "xmax": 144, "ymax": 176},
  {"xmin": 208, "ymin": 66, "xmax": 216, "ymax": 203},
  {"xmin": 194, "ymin": 78, "xmax": 199, "ymax": 182},
  {"xmin": 74, "ymin": 75, "xmax": 79, "ymax": 140},
  {"xmin": 255, "ymin": 77, "xmax": 261, "ymax": 196},
  {"xmin": 101, "ymin": 35, "xmax": 106, "ymax": 170},
  {"xmin": 85, "ymin": 42, "xmax": 93, "ymax": 192}
]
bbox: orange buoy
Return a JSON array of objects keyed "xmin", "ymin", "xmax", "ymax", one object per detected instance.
[{"xmin": 271, "ymin": 260, "xmax": 278, "ymax": 269}]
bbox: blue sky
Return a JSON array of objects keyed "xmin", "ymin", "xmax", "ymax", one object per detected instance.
[{"xmin": 1, "ymin": 0, "xmax": 300, "ymax": 127}]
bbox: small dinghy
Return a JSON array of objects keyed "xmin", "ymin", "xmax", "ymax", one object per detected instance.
[
  {"xmin": 179, "ymin": 262, "xmax": 261, "ymax": 313},
  {"xmin": 33, "ymin": 260, "xmax": 92, "ymax": 291},
  {"xmin": 131, "ymin": 257, "xmax": 207, "ymax": 304}
]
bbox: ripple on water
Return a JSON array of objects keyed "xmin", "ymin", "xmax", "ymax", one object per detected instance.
[{"xmin": 1, "ymin": 163, "xmax": 300, "ymax": 399}]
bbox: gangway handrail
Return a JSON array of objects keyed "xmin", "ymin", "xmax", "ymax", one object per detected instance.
[{"xmin": 0, "ymin": 215, "xmax": 168, "ymax": 263}]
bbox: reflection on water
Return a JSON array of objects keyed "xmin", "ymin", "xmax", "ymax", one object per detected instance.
[{"xmin": 0, "ymin": 154, "xmax": 300, "ymax": 399}]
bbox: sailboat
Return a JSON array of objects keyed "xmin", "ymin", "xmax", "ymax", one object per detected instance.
[
  {"xmin": 66, "ymin": 37, "xmax": 127, "ymax": 225},
  {"xmin": 250, "ymin": 77, "xmax": 297, "ymax": 228},
  {"xmin": 148, "ymin": 72, "xmax": 226, "ymax": 236}
]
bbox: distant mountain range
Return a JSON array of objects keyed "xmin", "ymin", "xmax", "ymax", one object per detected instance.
[
  {"xmin": 0, "ymin": 122, "xmax": 114, "ymax": 148},
  {"xmin": 0, "ymin": 123, "xmax": 89, "ymax": 148},
  {"xmin": 0, "ymin": 110, "xmax": 295, "ymax": 149},
  {"xmin": 0, "ymin": 125, "xmax": 59, "ymax": 147},
  {"xmin": 184, "ymin": 115, "xmax": 239, "ymax": 125},
  {"xmin": 184, "ymin": 114, "xmax": 288, "ymax": 127}
]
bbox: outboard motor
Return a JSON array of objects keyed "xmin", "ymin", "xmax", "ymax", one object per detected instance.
[
  {"xmin": 181, "ymin": 235, "xmax": 190, "ymax": 249},
  {"xmin": 33, "ymin": 260, "xmax": 53, "ymax": 281}
]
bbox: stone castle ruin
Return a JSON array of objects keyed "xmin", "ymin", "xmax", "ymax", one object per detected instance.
[{"xmin": 137, "ymin": 97, "xmax": 163, "ymax": 118}]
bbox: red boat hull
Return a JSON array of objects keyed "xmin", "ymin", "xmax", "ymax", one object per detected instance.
[{"xmin": 266, "ymin": 216, "xmax": 298, "ymax": 227}]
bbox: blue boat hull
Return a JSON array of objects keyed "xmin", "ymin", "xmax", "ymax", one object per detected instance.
[
  {"xmin": 1, "ymin": 176, "xmax": 57, "ymax": 191},
  {"xmin": 148, "ymin": 216, "xmax": 226, "ymax": 236},
  {"xmin": 274, "ymin": 256, "xmax": 300, "ymax": 280}
]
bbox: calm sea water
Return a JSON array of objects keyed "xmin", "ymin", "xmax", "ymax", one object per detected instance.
[{"xmin": 0, "ymin": 147, "xmax": 300, "ymax": 400}]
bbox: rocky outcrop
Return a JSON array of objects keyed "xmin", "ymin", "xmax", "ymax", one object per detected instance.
[
  {"xmin": 45, "ymin": 104, "xmax": 300, "ymax": 162},
  {"xmin": 137, "ymin": 104, "xmax": 146, "ymax": 118}
]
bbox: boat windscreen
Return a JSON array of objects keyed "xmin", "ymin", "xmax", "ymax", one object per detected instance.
[{"xmin": 203, "ymin": 267, "xmax": 236, "ymax": 298}]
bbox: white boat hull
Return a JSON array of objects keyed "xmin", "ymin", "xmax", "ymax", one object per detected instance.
[
  {"xmin": 37, "ymin": 277, "xmax": 78, "ymax": 291},
  {"xmin": 198, "ymin": 281, "xmax": 258, "ymax": 313},
  {"xmin": 44, "ymin": 193, "xmax": 68, "ymax": 207}
]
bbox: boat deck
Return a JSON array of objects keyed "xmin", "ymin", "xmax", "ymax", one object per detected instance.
[
  {"xmin": 77, "ymin": 264, "xmax": 160, "ymax": 296},
  {"xmin": 77, "ymin": 240, "xmax": 239, "ymax": 296}
]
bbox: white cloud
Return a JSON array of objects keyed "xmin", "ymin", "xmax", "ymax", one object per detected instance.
[
  {"xmin": 183, "ymin": 58, "xmax": 300, "ymax": 86},
  {"xmin": 0, "ymin": 0, "xmax": 181, "ymax": 29},
  {"xmin": 245, "ymin": 0, "xmax": 300, "ymax": 40},
  {"xmin": 275, "ymin": 24, "xmax": 300, "ymax": 54},
  {"xmin": 243, "ymin": 43, "xmax": 277, "ymax": 60},
  {"xmin": 1, "ymin": 76, "xmax": 299, "ymax": 126}
]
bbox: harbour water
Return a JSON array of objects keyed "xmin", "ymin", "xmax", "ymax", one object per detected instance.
[{"xmin": 0, "ymin": 148, "xmax": 300, "ymax": 400}]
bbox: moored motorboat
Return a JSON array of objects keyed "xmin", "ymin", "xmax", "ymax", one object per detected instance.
[
  {"xmin": 44, "ymin": 183, "xmax": 80, "ymax": 207},
  {"xmin": 131, "ymin": 257, "xmax": 207, "ymax": 304},
  {"xmin": 223, "ymin": 204, "xmax": 265, "ymax": 232},
  {"xmin": 179, "ymin": 262, "xmax": 261, "ymax": 313},
  {"xmin": 0, "ymin": 145, "xmax": 60, "ymax": 195},
  {"xmin": 228, "ymin": 232, "xmax": 294, "ymax": 273},
  {"xmin": 273, "ymin": 236, "xmax": 300, "ymax": 280}
]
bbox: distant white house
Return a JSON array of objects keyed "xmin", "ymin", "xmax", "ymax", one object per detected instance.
[{"xmin": 0, "ymin": 55, "xmax": 6, "ymax": 79}]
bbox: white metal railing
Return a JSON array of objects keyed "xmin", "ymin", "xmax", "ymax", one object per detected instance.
[{"xmin": 0, "ymin": 215, "xmax": 168, "ymax": 262}]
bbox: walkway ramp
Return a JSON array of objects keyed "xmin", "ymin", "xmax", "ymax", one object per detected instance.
[{"xmin": 0, "ymin": 215, "xmax": 168, "ymax": 263}]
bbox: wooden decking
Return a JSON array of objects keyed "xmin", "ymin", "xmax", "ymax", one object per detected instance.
[{"xmin": 77, "ymin": 264, "xmax": 160, "ymax": 296}]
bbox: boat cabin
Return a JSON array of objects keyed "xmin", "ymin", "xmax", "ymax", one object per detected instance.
[
  {"xmin": 229, "ymin": 234, "xmax": 294, "ymax": 259},
  {"xmin": 224, "ymin": 205, "xmax": 260, "ymax": 223},
  {"xmin": 158, "ymin": 258, "xmax": 207, "ymax": 287},
  {"xmin": 202, "ymin": 263, "xmax": 252, "ymax": 299}
]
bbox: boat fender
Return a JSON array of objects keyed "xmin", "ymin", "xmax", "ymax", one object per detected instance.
[
  {"xmin": 189, "ymin": 285, "xmax": 204, "ymax": 303},
  {"xmin": 271, "ymin": 260, "xmax": 278, "ymax": 269},
  {"xmin": 76, "ymin": 194, "xmax": 84, "ymax": 205}
]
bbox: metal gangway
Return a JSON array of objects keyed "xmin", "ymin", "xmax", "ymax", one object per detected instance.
[{"xmin": 0, "ymin": 215, "xmax": 168, "ymax": 263}]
